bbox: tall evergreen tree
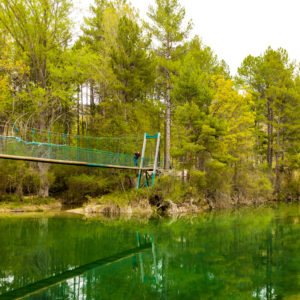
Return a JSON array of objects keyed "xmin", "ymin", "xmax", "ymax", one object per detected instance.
[
  {"xmin": 110, "ymin": 16, "xmax": 155, "ymax": 122},
  {"xmin": 238, "ymin": 47, "xmax": 298, "ymax": 195},
  {"xmin": 147, "ymin": 0, "xmax": 192, "ymax": 169},
  {"xmin": 238, "ymin": 48, "xmax": 294, "ymax": 167}
]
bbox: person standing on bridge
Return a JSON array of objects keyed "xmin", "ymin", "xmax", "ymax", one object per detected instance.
[{"xmin": 134, "ymin": 152, "xmax": 140, "ymax": 167}]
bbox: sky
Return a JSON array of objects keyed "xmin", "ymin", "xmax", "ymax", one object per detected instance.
[{"xmin": 73, "ymin": 0, "xmax": 300, "ymax": 75}]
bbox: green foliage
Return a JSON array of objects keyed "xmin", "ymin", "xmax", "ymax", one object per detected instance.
[
  {"xmin": 0, "ymin": 160, "xmax": 40, "ymax": 199},
  {"xmin": 237, "ymin": 47, "xmax": 300, "ymax": 199},
  {"xmin": 147, "ymin": 0, "xmax": 193, "ymax": 169},
  {"xmin": 49, "ymin": 165, "xmax": 120, "ymax": 203},
  {"xmin": 66, "ymin": 174, "xmax": 112, "ymax": 202},
  {"xmin": 111, "ymin": 16, "xmax": 155, "ymax": 95},
  {"xmin": 0, "ymin": 0, "xmax": 74, "ymax": 126},
  {"xmin": 148, "ymin": 175, "xmax": 199, "ymax": 204},
  {"xmin": 147, "ymin": 0, "xmax": 192, "ymax": 51},
  {"xmin": 110, "ymin": 15, "xmax": 156, "ymax": 121},
  {"xmin": 0, "ymin": 0, "xmax": 298, "ymax": 206},
  {"xmin": 93, "ymin": 191, "xmax": 130, "ymax": 207}
]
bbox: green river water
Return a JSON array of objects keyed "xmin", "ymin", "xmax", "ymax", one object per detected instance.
[{"xmin": 1, "ymin": 204, "xmax": 300, "ymax": 299}]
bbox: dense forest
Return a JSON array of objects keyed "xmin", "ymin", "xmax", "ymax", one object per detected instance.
[{"xmin": 0, "ymin": 0, "xmax": 299, "ymax": 208}]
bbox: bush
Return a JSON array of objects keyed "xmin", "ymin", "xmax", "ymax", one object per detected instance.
[{"xmin": 65, "ymin": 174, "xmax": 113, "ymax": 203}]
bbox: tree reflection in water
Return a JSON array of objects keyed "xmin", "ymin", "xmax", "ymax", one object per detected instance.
[{"xmin": 1, "ymin": 205, "xmax": 300, "ymax": 299}]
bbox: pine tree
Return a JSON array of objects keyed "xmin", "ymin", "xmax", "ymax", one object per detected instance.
[
  {"xmin": 147, "ymin": 0, "xmax": 192, "ymax": 169},
  {"xmin": 238, "ymin": 47, "xmax": 298, "ymax": 195},
  {"xmin": 110, "ymin": 16, "xmax": 155, "ymax": 122}
]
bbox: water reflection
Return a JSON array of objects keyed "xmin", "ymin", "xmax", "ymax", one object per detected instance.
[
  {"xmin": 1, "ymin": 240, "xmax": 152, "ymax": 299},
  {"xmin": 24, "ymin": 250, "xmax": 161, "ymax": 299},
  {"xmin": 1, "ymin": 206, "xmax": 300, "ymax": 299}
]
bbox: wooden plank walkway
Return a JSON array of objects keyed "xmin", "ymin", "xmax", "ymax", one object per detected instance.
[{"xmin": 0, "ymin": 154, "xmax": 154, "ymax": 171}]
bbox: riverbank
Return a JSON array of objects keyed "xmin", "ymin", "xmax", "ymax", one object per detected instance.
[
  {"xmin": 1, "ymin": 165, "xmax": 298, "ymax": 216},
  {"xmin": 0, "ymin": 197, "xmax": 62, "ymax": 213},
  {"xmin": 0, "ymin": 189, "xmax": 274, "ymax": 216},
  {"xmin": 0, "ymin": 197, "xmax": 199, "ymax": 215}
]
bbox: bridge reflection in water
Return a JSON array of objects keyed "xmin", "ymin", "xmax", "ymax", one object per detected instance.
[{"xmin": 0, "ymin": 233, "xmax": 158, "ymax": 300}]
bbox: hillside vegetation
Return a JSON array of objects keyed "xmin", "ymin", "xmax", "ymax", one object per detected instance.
[{"xmin": 0, "ymin": 0, "xmax": 299, "ymax": 210}]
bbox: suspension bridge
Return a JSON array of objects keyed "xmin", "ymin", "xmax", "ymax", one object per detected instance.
[{"xmin": 0, "ymin": 123, "xmax": 162, "ymax": 189}]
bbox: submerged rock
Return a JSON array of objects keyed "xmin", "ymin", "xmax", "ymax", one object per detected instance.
[
  {"xmin": 10, "ymin": 209, "xmax": 25, "ymax": 213},
  {"xmin": 85, "ymin": 204, "xmax": 133, "ymax": 216},
  {"xmin": 161, "ymin": 199, "xmax": 200, "ymax": 215}
]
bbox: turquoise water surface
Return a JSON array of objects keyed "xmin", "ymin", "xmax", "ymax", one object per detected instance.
[{"xmin": 1, "ymin": 204, "xmax": 300, "ymax": 299}]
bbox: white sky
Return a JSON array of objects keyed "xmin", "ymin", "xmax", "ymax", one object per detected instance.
[{"xmin": 73, "ymin": 0, "xmax": 300, "ymax": 75}]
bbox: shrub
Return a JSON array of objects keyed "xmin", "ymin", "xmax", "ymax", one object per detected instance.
[{"xmin": 65, "ymin": 174, "xmax": 113, "ymax": 203}]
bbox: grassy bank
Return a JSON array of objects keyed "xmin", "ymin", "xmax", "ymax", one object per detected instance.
[
  {"xmin": 0, "ymin": 196, "xmax": 61, "ymax": 213},
  {"xmin": 0, "ymin": 171, "xmax": 299, "ymax": 216}
]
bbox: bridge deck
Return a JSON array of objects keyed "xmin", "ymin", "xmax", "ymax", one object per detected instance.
[{"xmin": 0, "ymin": 154, "xmax": 154, "ymax": 171}]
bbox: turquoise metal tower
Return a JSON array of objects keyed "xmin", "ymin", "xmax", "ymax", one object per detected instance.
[{"xmin": 137, "ymin": 132, "xmax": 161, "ymax": 189}]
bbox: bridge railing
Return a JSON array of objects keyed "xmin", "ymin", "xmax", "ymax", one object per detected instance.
[
  {"xmin": 0, "ymin": 123, "xmax": 144, "ymax": 152},
  {"xmin": 0, "ymin": 123, "xmax": 154, "ymax": 168}
]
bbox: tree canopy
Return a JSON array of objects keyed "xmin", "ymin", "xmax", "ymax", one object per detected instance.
[{"xmin": 0, "ymin": 0, "xmax": 299, "ymax": 204}]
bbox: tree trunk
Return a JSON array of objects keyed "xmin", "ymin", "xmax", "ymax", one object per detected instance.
[
  {"xmin": 102, "ymin": 84, "xmax": 106, "ymax": 118},
  {"xmin": 163, "ymin": 120, "xmax": 167, "ymax": 169},
  {"xmin": 198, "ymin": 153, "xmax": 204, "ymax": 171},
  {"xmin": 38, "ymin": 162, "xmax": 50, "ymax": 198},
  {"xmin": 90, "ymin": 80, "xmax": 95, "ymax": 130},
  {"xmin": 267, "ymin": 101, "xmax": 271, "ymax": 166},
  {"xmin": 123, "ymin": 91, "xmax": 128, "ymax": 122},
  {"xmin": 275, "ymin": 118, "xmax": 281, "ymax": 195},
  {"xmin": 270, "ymin": 106, "xmax": 274, "ymax": 166},
  {"xmin": 90, "ymin": 80, "xmax": 95, "ymax": 117},
  {"xmin": 81, "ymin": 84, "xmax": 84, "ymax": 135},
  {"xmin": 255, "ymin": 121, "xmax": 262, "ymax": 165},
  {"xmin": 267, "ymin": 99, "xmax": 274, "ymax": 168},
  {"xmin": 77, "ymin": 86, "xmax": 80, "ymax": 135},
  {"xmin": 86, "ymin": 82, "xmax": 89, "ymax": 128},
  {"xmin": 165, "ymin": 72, "xmax": 171, "ymax": 169},
  {"xmin": 37, "ymin": 117, "xmax": 50, "ymax": 197},
  {"xmin": 16, "ymin": 166, "xmax": 23, "ymax": 199},
  {"xmin": 124, "ymin": 103, "xmax": 127, "ymax": 122}
]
